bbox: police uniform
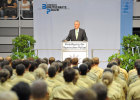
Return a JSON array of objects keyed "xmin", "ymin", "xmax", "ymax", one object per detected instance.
[
  {"xmin": 50, "ymin": 82, "xmax": 80, "ymax": 100},
  {"xmin": 113, "ymin": 76, "xmax": 128, "ymax": 100},
  {"xmin": 87, "ymin": 71, "xmax": 99, "ymax": 82},
  {"xmin": 127, "ymin": 85, "xmax": 140, "ymax": 100},
  {"xmin": 79, "ymin": 75, "xmax": 95, "ymax": 87},
  {"xmin": 107, "ymin": 86, "xmax": 121, "ymax": 100},
  {"xmin": 75, "ymin": 79, "xmax": 89, "ymax": 89},
  {"xmin": 90, "ymin": 66, "xmax": 103, "ymax": 79},
  {"xmin": 11, "ymin": 76, "xmax": 31, "ymax": 86},
  {"xmin": 0, "ymin": 82, "xmax": 12, "ymax": 92},
  {"xmin": 128, "ymin": 71, "xmax": 139, "ymax": 86},
  {"xmin": 128, "ymin": 78, "xmax": 140, "ymax": 92},
  {"xmin": 118, "ymin": 67, "xmax": 128, "ymax": 81},
  {"xmin": 55, "ymin": 74, "xmax": 64, "ymax": 83},
  {"xmin": 45, "ymin": 77, "xmax": 62, "ymax": 95},
  {"xmin": 24, "ymin": 71, "xmax": 35, "ymax": 82}
]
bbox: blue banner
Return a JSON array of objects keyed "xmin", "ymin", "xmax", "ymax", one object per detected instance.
[{"xmin": 121, "ymin": 0, "xmax": 133, "ymax": 53}]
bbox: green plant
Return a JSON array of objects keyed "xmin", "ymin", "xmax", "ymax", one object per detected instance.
[
  {"xmin": 11, "ymin": 35, "xmax": 38, "ymax": 60},
  {"xmin": 108, "ymin": 35, "xmax": 140, "ymax": 71}
]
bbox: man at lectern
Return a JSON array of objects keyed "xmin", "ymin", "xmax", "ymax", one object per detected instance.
[{"xmin": 65, "ymin": 20, "xmax": 88, "ymax": 41}]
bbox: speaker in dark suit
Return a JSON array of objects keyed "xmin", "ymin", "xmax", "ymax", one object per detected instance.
[{"xmin": 65, "ymin": 20, "xmax": 88, "ymax": 41}]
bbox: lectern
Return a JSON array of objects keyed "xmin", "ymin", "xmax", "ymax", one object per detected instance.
[{"xmin": 62, "ymin": 41, "xmax": 88, "ymax": 63}]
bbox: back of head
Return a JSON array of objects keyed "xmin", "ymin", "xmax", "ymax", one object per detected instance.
[
  {"xmin": 102, "ymin": 71, "xmax": 113, "ymax": 86},
  {"xmin": 1, "ymin": 60, "xmax": 10, "ymax": 68},
  {"xmin": 103, "ymin": 68, "xmax": 113, "ymax": 73},
  {"xmin": 111, "ymin": 65, "xmax": 120, "ymax": 76},
  {"xmin": 0, "ymin": 69, "xmax": 10, "ymax": 83},
  {"xmin": 82, "ymin": 58, "xmax": 90, "ymax": 63},
  {"xmin": 107, "ymin": 62, "xmax": 118, "ymax": 68},
  {"xmin": 38, "ymin": 63, "xmax": 48, "ymax": 74},
  {"xmin": 72, "ymin": 58, "xmax": 78, "ymax": 65},
  {"xmin": 62, "ymin": 61, "xmax": 70, "ymax": 70},
  {"xmin": 35, "ymin": 58, "xmax": 42, "ymax": 67},
  {"xmin": 63, "ymin": 67, "xmax": 75, "ymax": 82},
  {"xmin": 51, "ymin": 62, "xmax": 59, "ymax": 72},
  {"xmin": 48, "ymin": 66, "xmax": 56, "ymax": 77},
  {"xmin": 57, "ymin": 62, "xmax": 63, "ymax": 73},
  {"xmin": 43, "ymin": 57, "xmax": 48, "ymax": 65},
  {"xmin": 16, "ymin": 64, "xmax": 25, "ymax": 76},
  {"xmin": 5, "ymin": 56, "xmax": 12, "ymax": 63},
  {"xmin": 135, "ymin": 59, "xmax": 140, "ymax": 75},
  {"xmin": 22, "ymin": 60, "xmax": 30, "ymax": 69},
  {"xmin": 64, "ymin": 57, "xmax": 72, "ymax": 66},
  {"xmin": 29, "ymin": 61, "xmax": 36, "ymax": 72},
  {"xmin": 49, "ymin": 57, "xmax": 55, "ymax": 65},
  {"xmin": 0, "ymin": 91, "xmax": 18, "ymax": 100},
  {"xmin": 114, "ymin": 58, "xmax": 120, "ymax": 66},
  {"xmin": 12, "ymin": 60, "xmax": 22, "ymax": 69},
  {"xmin": 34, "ymin": 68, "xmax": 45, "ymax": 80},
  {"xmin": 84, "ymin": 61, "xmax": 92, "ymax": 71},
  {"xmin": 31, "ymin": 80, "xmax": 47, "ymax": 99},
  {"xmin": 11, "ymin": 82, "xmax": 31, "ymax": 100},
  {"xmin": 92, "ymin": 57, "xmax": 99, "ymax": 65},
  {"xmin": 0, "ymin": 57, "xmax": 4, "ymax": 62},
  {"xmin": 92, "ymin": 83, "xmax": 107, "ymax": 100},
  {"xmin": 74, "ymin": 89, "xmax": 97, "ymax": 100},
  {"xmin": 79, "ymin": 63, "xmax": 88, "ymax": 75},
  {"xmin": 3, "ymin": 65, "xmax": 13, "ymax": 78}
]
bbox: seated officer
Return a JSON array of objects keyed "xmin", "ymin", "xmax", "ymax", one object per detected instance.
[
  {"xmin": 45, "ymin": 65, "xmax": 61, "ymax": 95},
  {"xmin": 79, "ymin": 63, "xmax": 95, "ymax": 87},
  {"xmin": 90, "ymin": 57, "xmax": 103, "ymax": 79},
  {"xmin": 73, "ymin": 69, "xmax": 89, "ymax": 89},
  {"xmin": 31, "ymin": 80, "xmax": 49, "ymax": 100},
  {"xmin": 0, "ymin": 69, "xmax": 12, "ymax": 91},
  {"xmin": 127, "ymin": 60, "xmax": 140, "ymax": 100},
  {"xmin": 74, "ymin": 89, "xmax": 97, "ymax": 100},
  {"xmin": 23, "ymin": 60, "xmax": 35, "ymax": 82},
  {"xmin": 111, "ymin": 65, "xmax": 127, "ymax": 100},
  {"xmin": 84, "ymin": 59, "xmax": 99, "ymax": 82},
  {"xmin": 51, "ymin": 62, "xmax": 64, "ymax": 83},
  {"xmin": 102, "ymin": 71, "xmax": 121, "ymax": 100},
  {"xmin": 11, "ymin": 64, "xmax": 31, "ymax": 86},
  {"xmin": 92, "ymin": 83, "xmax": 108, "ymax": 100},
  {"xmin": 128, "ymin": 59, "xmax": 140, "ymax": 86},
  {"xmin": 50, "ymin": 67, "xmax": 80, "ymax": 100}
]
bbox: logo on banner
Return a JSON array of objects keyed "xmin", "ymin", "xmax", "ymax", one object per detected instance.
[
  {"xmin": 42, "ymin": 3, "xmax": 68, "ymax": 14},
  {"xmin": 122, "ymin": 0, "xmax": 131, "ymax": 14}
]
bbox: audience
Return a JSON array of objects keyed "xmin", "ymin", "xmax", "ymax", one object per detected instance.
[
  {"xmin": 4, "ymin": 0, "xmax": 17, "ymax": 19},
  {"xmin": 79, "ymin": 63, "xmax": 95, "ymax": 87},
  {"xmin": 0, "ymin": 55, "xmax": 140, "ymax": 100}
]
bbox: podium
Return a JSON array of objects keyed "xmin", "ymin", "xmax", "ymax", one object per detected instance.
[{"xmin": 62, "ymin": 41, "xmax": 88, "ymax": 63}]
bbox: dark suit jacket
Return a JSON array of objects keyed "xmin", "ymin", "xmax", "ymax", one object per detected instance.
[{"xmin": 66, "ymin": 28, "xmax": 88, "ymax": 41}]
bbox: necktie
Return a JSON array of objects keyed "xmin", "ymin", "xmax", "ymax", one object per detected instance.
[{"xmin": 75, "ymin": 30, "xmax": 78, "ymax": 39}]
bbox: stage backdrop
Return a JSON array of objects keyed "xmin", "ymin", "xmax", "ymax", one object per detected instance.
[{"xmin": 34, "ymin": 0, "xmax": 121, "ymax": 68}]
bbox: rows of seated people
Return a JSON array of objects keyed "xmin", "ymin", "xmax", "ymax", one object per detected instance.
[
  {"xmin": 0, "ymin": 56, "xmax": 140, "ymax": 100},
  {"xmin": 0, "ymin": 0, "xmax": 33, "ymax": 19}
]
